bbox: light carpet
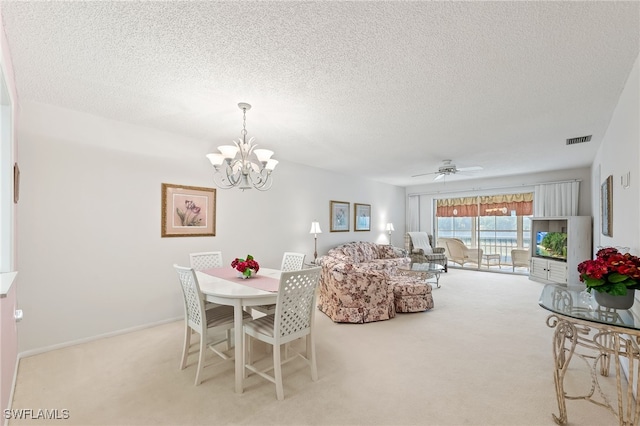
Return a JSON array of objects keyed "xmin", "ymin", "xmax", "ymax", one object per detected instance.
[{"xmin": 9, "ymin": 269, "xmax": 620, "ymax": 425}]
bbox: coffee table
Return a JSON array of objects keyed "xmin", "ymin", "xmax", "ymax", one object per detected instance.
[{"xmin": 397, "ymin": 262, "xmax": 445, "ymax": 288}]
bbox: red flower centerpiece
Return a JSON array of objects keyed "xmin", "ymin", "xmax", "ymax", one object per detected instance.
[
  {"xmin": 577, "ymin": 247, "xmax": 640, "ymax": 295},
  {"xmin": 231, "ymin": 254, "xmax": 260, "ymax": 279}
]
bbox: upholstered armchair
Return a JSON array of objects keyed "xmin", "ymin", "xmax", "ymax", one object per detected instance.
[
  {"xmin": 405, "ymin": 232, "xmax": 448, "ymax": 272},
  {"xmin": 438, "ymin": 238, "xmax": 483, "ymax": 268}
]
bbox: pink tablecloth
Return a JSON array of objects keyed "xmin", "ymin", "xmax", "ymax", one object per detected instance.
[{"xmin": 201, "ymin": 268, "xmax": 279, "ymax": 292}]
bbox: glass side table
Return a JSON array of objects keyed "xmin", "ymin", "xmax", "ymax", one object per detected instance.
[{"xmin": 539, "ymin": 284, "xmax": 640, "ymax": 425}]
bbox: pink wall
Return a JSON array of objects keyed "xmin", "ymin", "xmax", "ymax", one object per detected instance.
[
  {"xmin": 0, "ymin": 284, "xmax": 17, "ymax": 412},
  {"xmin": 1, "ymin": 14, "xmax": 20, "ymax": 413}
]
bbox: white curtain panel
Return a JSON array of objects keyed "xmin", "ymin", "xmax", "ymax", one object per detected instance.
[
  {"xmin": 534, "ymin": 181, "xmax": 580, "ymax": 217},
  {"xmin": 407, "ymin": 195, "xmax": 420, "ymax": 232}
]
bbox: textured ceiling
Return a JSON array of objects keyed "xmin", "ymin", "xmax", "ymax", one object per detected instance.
[{"xmin": 1, "ymin": 1, "xmax": 639, "ymax": 187}]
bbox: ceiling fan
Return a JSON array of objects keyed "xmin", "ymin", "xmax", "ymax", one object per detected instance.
[{"xmin": 412, "ymin": 159, "xmax": 483, "ymax": 181}]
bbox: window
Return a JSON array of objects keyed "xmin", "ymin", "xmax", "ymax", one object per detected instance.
[
  {"xmin": 437, "ymin": 216, "xmax": 476, "ymax": 247},
  {"xmin": 435, "ymin": 193, "xmax": 533, "ymax": 265}
]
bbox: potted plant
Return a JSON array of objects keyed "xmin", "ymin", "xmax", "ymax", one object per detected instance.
[
  {"xmin": 577, "ymin": 247, "xmax": 640, "ymax": 309},
  {"xmin": 231, "ymin": 254, "xmax": 260, "ymax": 279}
]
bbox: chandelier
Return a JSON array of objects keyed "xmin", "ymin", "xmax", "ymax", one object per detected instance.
[{"xmin": 206, "ymin": 103, "xmax": 278, "ymax": 191}]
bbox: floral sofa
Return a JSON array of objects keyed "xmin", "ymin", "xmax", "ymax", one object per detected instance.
[{"xmin": 317, "ymin": 241, "xmax": 419, "ymax": 323}]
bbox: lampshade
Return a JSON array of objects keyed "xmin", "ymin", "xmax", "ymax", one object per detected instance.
[
  {"xmin": 206, "ymin": 153, "xmax": 225, "ymax": 166},
  {"xmin": 309, "ymin": 221, "xmax": 322, "ymax": 234},
  {"xmin": 218, "ymin": 145, "xmax": 239, "ymax": 159},
  {"xmin": 385, "ymin": 223, "xmax": 395, "ymax": 232},
  {"xmin": 254, "ymin": 149, "xmax": 274, "ymax": 162}
]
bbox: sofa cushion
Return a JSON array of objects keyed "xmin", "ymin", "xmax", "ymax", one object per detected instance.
[{"xmin": 354, "ymin": 242, "xmax": 377, "ymax": 262}]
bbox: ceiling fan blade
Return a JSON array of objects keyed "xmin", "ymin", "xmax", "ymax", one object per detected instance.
[
  {"xmin": 457, "ymin": 166, "xmax": 483, "ymax": 172},
  {"xmin": 411, "ymin": 172, "xmax": 435, "ymax": 178},
  {"xmin": 433, "ymin": 173, "xmax": 445, "ymax": 181}
]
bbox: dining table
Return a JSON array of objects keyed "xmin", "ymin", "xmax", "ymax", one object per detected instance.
[{"xmin": 196, "ymin": 267, "xmax": 281, "ymax": 393}]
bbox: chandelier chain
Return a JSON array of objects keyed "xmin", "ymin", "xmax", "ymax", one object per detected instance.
[{"xmin": 241, "ymin": 107, "xmax": 247, "ymax": 138}]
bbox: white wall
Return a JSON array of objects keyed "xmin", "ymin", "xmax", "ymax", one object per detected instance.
[
  {"xmin": 16, "ymin": 101, "xmax": 406, "ymax": 353},
  {"xmin": 0, "ymin": 13, "xmax": 20, "ymax": 414},
  {"xmin": 592, "ymin": 55, "xmax": 639, "ymax": 254},
  {"xmin": 590, "ymin": 53, "xmax": 639, "ymax": 389},
  {"xmin": 404, "ymin": 167, "xmax": 592, "ymax": 233}
]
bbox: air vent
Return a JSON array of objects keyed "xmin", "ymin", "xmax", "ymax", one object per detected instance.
[{"xmin": 566, "ymin": 135, "xmax": 592, "ymax": 145}]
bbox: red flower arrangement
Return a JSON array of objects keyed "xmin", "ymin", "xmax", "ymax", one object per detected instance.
[
  {"xmin": 231, "ymin": 254, "xmax": 260, "ymax": 278},
  {"xmin": 577, "ymin": 247, "xmax": 640, "ymax": 294}
]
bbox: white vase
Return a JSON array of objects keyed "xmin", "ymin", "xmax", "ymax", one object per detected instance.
[{"xmin": 237, "ymin": 269, "xmax": 256, "ymax": 279}]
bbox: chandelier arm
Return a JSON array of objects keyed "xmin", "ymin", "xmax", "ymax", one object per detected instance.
[
  {"xmin": 251, "ymin": 176, "xmax": 273, "ymax": 191},
  {"xmin": 247, "ymin": 169, "xmax": 274, "ymax": 190},
  {"xmin": 212, "ymin": 171, "xmax": 235, "ymax": 189}
]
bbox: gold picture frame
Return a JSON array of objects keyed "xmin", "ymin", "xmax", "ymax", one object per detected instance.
[
  {"xmin": 161, "ymin": 183, "xmax": 216, "ymax": 237},
  {"xmin": 354, "ymin": 203, "xmax": 371, "ymax": 231},
  {"xmin": 330, "ymin": 200, "xmax": 350, "ymax": 232},
  {"xmin": 601, "ymin": 175, "xmax": 613, "ymax": 237}
]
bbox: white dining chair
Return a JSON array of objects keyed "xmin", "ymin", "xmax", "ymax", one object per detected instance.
[
  {"xmin": 190, "ymin": 251, "xmax": 226, "ymax": 310},
  {"xmin": 189, "ymin": 251, "xmax": 224, "ymax": 270},
  {"xmin": 173, "ymin": 264, "xmax": 251, "ymax": 385},
  {"xmin": 243, "ymin": 267, "xmax": 321, "ymax": 400},
  {"xmin": 280, "ymin": 252, "xmax": 306, "ymax": 271},
  {"xmin": 252, "ymin": 252, "xmax": 306, "ymax": 316}
]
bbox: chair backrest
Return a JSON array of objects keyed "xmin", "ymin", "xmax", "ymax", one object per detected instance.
[
  {"xmin": 443, "ymin": 238, "xmax": 465, "ymax": 259},
  {"xmin": 405, "ymin": 232, "xmax": 434, "ymax": 253},
  {"xmin": 190, "ymin": 251, "xmax": 223, "ymax": 271},
  {"xmin": 173, "ymin": 265, "xmax": 207, "ymax": 333},
  {"xmin": 274, "ymin": 267, "xmax": 321, "ymax": 341},
  {"xmin": 511, "ymin": 249, "xmax": 530, "ymax": 266},
  {"xmin": 281, "ymin": 252, "xmax": 306, "ymax": 272}
]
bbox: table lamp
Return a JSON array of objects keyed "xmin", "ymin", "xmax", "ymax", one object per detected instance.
[
  {"xmin": 385, "ymin": 223, "xmax": 395, "ymax": 244},
  {"xmin": 309, "ymin": 221, "xmax": 322, "ymax": 264}
]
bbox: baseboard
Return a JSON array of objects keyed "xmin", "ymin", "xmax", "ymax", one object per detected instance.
[{"xmin": 17, "ymin": 316, "xmax": 182, "ymax": 359}]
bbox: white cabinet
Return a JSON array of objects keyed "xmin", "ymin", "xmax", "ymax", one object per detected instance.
[
  {"xmin": 529, "ymin": 216, "xmax": 592, "ymax": 285},
  {"xmin": 530, "ymin": 257, "xmax": 568, "ymax": 284}
]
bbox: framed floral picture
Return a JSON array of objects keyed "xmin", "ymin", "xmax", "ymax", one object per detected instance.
[
  {"xmin": 330, "ymin": 200, "xmax": 350, "ymax": 232},
  {"xmin": 354, "ymin": 203, "xmax": 371, "ymax": 231},
  {"xmin": 161, "ymin": 183, "xmax": 216, "ymax": 237},
  {"xmin": 601, "ymin": 175, "xmax": 613, "ymax": 237}
]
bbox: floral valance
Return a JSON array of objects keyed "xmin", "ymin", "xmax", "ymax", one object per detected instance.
[{"xmin": 436, "ymin": 193, "xmax": 533, "ymax": 217}]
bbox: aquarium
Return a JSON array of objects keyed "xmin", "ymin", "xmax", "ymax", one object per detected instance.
[{"xmin": 535, "ymin": 231, "xmax": 567, "ymax": 261}]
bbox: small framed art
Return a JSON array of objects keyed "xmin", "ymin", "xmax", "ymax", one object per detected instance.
[
  {"xmin": 354, "ymin": 203, "xmax": 371, "ymax": 231},
  {"xmin": 161, "ymin": 183, "xmax": 216, "ymax": 237},
  {"xmin": 330, "ymin": 200, "xmax": 350, "ymax": 232},
  {"xmin": 601, "ymin": 175, "xmax": 613, "ymax": 237}
]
